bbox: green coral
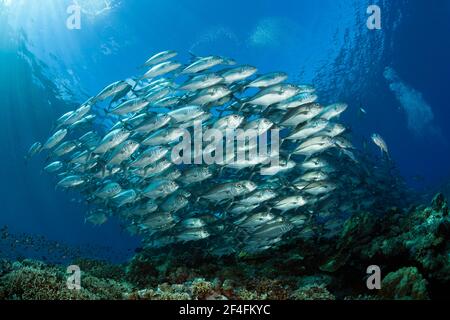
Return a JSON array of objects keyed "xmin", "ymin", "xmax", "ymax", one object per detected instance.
[
  {"xmin": 73, "ymin": 258, "xmax": 125, "ymax": 282},
  {"xmin": 380, "ymin": 267, "xmax": 429, "ymax": 300}
]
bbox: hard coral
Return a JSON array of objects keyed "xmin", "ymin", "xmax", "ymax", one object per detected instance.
[
  {"xmin": 290, "ymin": 284, "xmax": 335, "ymax": 300},
  {"xmin": 0, "ymin": 264, "xmax": 94, "ymax": 300},
  {"xmin": 0, "ymin": 260, "xmax": 132, "ymax": 300},
  {"xmin": 380, "ymin": 267, "xmax": 429, "ymax": 300},
  {"xmin": 191, "ymin": 278, "xmax": 215, "ymax": 300}
]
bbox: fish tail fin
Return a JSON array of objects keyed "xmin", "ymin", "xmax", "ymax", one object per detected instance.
[
  {"xmin": 188, "ymin": 51, "xmax": 200, "ymax": 62},
  {"xmin": 238, "ymin": 82, "xmax": 250, "ymax": 94},
  {"xmin": 90, "ymin": 96, "xmax": 100, "ymax": 105},
  {"xmin": 384, "ymin": 150, "xmax": 391, "ymax": 161},
  {"xmin": 224, "ymin": 201, "xmax": 234, "ymax": 212},
  {"xmin": 248, "ymin": 170, "xmax": 257, "ymax": 180},
  {"xmin": 193, "ymin": 196, "xmax": 201, "ymax": 205},
  {"xmin": 280, "ymin": 177, "xmax": 298, "ymax": 191},
  {"xmin": 260, "ymin": 104, "xmax": 271, "ymax": 114},
  {"xmin": 285, "ymin": 151, "xmax": 294, "ymax": 162},
  {"xmin": 132, "ymin": 77, "xmax": 145, "ymax": 90},
  {"xmin": 237, "ymin": 102, "xmax": 248, "ymax": 113}
]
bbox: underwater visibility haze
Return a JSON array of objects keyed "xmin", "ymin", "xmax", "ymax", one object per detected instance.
[{"xmin": 0, "ymin": 0, "xmax": 450, "ymax": 301}]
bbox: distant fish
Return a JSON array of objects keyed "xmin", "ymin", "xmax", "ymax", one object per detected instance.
[
  {"xmin": 25, "ymin": 142, "xmax": 42, "ymax": 162},
  {"xmin": 43, "ymin": 161, "xmax": 64, "ymax": 173},
  {"xmin": 371, "ymin": 133, "xmax": 389, "ymax": 156},
  {"xmin": 358, "ymin": 107, "xmax": 367, "ymax": 117}
]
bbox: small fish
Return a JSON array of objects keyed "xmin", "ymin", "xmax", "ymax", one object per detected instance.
[
  {"xmin": 56, "ymin": 175, "xmax": 85, "ymax": 189},
  {"xmin": 246, "ymin": 84, "xmax": 301, "ymax": 107},
  {"xmin": 371, "ymin": 133, "xmax": 389, "ymax": 155},
  {"xmin": 190, "ymin": 85, "xmax": 232, "ymax": 105},
  {"xmin": 202, "ymin": 181, "xmax": 257, "ymax": 202},
  {"xmin": 110, "ymin": 97, "xmax": 150, "ymax": 115},
  {"xmin": 85, "ymin": 211, "xmax": 108, "ymax": 226},
  {"xmin": 176, "ymin": 228, "xmax": 210, "ymax": 242},
  {"xmin": 42, "ymin": 129, "xmax": 68, "ymax": 151},
  {"xmin": 220, "ymin": 65, "xmax": 258, "ymax": 84},
  {"xmin": 281, "ymin": 103, "xmax": 324, "ymax": 127},
  {"xmin": 274, "ymin": 196, "xmax": 308, "ymax": 213},
  {"xmin": 93, "ymin": 80, "xmax": 131, "ymax": 103},
  {"xmin": 93, "ymin": 128, "xmax": 130, "ymax": 154},
  {"xmin": 111, "ymin": 189, "xmax": 138, "ymax": 207},
  {"xmin": 43, "ymin": 161, "xmax": 64, "ymax": 173},
  {"xmin": 181, "ymin": 56, "xmax": 224, "ymax": 74},
  {"xmin": 320, "ymin": 103, "xmax": 348, "ymax": 121},
  {"xmin": 26, "ymin": 142, "xmax": 42, "ymax": 161},
  {"xmin": 95, "ymin": 182, "xmax": 122, "ymax": 199},
  {"xmin": 142, "ymin": 179, "xmax": 179, "ymax": 199},
  {"xmin": 180, "ymin": 73, "xmax": 224, "ymax": 91},
  {"xmin": 142, "ymin": 50, "xmax": 178, "ymax": 67},
  {"xmin": 245, "ymin": 72, "xmax": 288, "ymax": 88}
]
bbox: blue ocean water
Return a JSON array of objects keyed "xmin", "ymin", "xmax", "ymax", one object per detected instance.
[{"xmin": 0, "ymin": 0, "xmax": 449, "ymax": 262}]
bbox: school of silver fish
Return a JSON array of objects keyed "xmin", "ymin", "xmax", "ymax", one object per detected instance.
[{"xmin": 27, "ymin": 50, "xmax": 403, "ymax": 256}]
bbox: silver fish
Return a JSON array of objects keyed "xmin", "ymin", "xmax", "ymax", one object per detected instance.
[
  {"xmin": 246, "ymin": 72, "xmax": 288, "ymax": 88},
  {"xmin": 143, "ymin": 50, "xmax": 178, "ymax": 67},
  {"xmin": 42, "ymin": 129, "xmax": 68, "ymax": 150},
  {"xmin": 142, "ymin": 61, "xmax": 182, "ymax": 79},
  {"xmin": 93, "ymin": 128, "xmax": 130, "ymax": 154}
]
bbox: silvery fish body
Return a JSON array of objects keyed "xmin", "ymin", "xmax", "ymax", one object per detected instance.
[
  {"xmin": 44, "ymin": 161, "xmax": 64, "ymax": 173},
  {"xmin": 181, "ymin": 56, "xmax": 224, "ymax": 74},
  {"xmin": 202, "ymin": 181, "xmax": 257, "ymax": 201},
  {"xmin": 190, "ymin": 85, "xmax": 232, "ymax": 105},
  {"xmin": 57, "ymin": 175, "xmax": 85, "ymax": 189},
  {"xmin": 42, "ymin": 129, "xmax": 68, "ymax": 150},
  {"xmin": 143, "ymin": 50, "xmax": 178, "ymax": 67},
  {"xmin": 143, "ymin": 61, "xmax": 182, "ymax": 79},
  {"xmin": 246, "ymin": 72, "xmax": 288, "ymax": 88},
  {"xmin": 95, "ymin": 182, "xmax": 122, "ymax": 199},
  {"xmin": 93, "ymin": 128, "xmax": 130, "ymax": 154},
  {"xmin": 110, "ymin": 97, "xmax": 150, "ymax": 115},
  {"xmin": 94, "ymin": 80, "xmax": 131, "ymax": 102},
  {"xmin": 247, "ymin": 84, "xmax": 300, "ymax": 106},
  {"xmin": 180, "ymin": 73, "xmax": 224, "ymax": 91},
  {"xmin": 29, "ymin": 49, "xmax": 388, "ymax": 257}
]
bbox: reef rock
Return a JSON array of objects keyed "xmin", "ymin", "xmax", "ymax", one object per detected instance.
[{"xmin": 380, "ymin": 267, "xmax": 429, "ymax": 300}]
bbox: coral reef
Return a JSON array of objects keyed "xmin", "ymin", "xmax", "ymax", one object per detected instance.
[
  {"xmin": 0, "ymin": 194, "xmax": 448, "ymax": 300},
  {"xmin": 0, "ymin": 259, "xmax": 131, "ymax": 300},
  {"xmin": 380, "ymin": 267, "xmax": 429, "ymax": 300},
  {"xmin": 290, "ymin": 284, "xmax": 335, "ymax": 300}
]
